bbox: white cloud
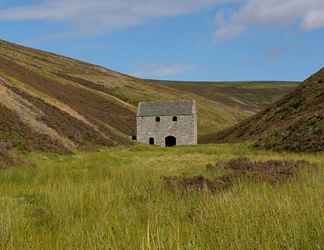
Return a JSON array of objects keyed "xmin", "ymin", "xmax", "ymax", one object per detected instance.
[
  {"xmin": 0, "ymin": 0, "xmax": 226, "ymax": 34},
  {"xmin": 214, "ymin": 11, "xmax": 246, "ymax": 40},
  {"xmin": 1, "ymin": 0, "xmax": 323, "ymax": 40},
  {"xmin": 134, "ymin": 64, "xmax": 194, "ymax": 78},
  {"xmin": 215, "ymin": 0, "xmax": 324, "ymax": 41},
  {"xmin": 302, "ymin": 9, "xmax": 324, "ymax": 30}
]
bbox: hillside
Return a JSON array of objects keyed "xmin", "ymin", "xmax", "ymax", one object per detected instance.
[
  {"xmin": 0, "ymin": 39, "xmax": 249, "ymax": 165},
  {"xmin": 205, "ymin": 68, "xmax": 324, "ymax": 152},
  {"xmin": 162, "ymin": 81, "xmax": 298, "ymax": 114}
]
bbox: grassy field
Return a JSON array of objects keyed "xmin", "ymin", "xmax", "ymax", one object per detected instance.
[{"xmin": 1, "ymin": 144, "xmax": 324, "ymax": 249}]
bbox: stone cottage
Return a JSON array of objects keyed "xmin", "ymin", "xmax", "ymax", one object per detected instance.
[{"xmin": 136, "ymin": 100, "xmax": 197, "ymax": 147}]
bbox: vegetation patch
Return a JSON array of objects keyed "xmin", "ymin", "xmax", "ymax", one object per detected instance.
[
  {"xmin": 7, "ymin": 84, "xmax": 115, "ymax": 150},
  {"xmin": 163, "ymin": 158, "xmax": 315, "ymax": 193},
  {"xmin": 0, "ymin": 103, "xmax": 68, "ymax": 166},
  {"xmin": 215, "ymin": 158, "xmax": 315, "ymax": 184}
]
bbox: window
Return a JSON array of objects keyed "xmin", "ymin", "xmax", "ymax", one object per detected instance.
[
  {"xmin": 132, "ymin": 135, "xmax": 137, "ymax": 141},
  {"xmin": 156, "ymin": 117, "xmax": 160, "ymax": 122},
  {"xmin": 149, "ymin": 137, "xmax": 155, "ymax": 145},
  {"xmin": 173, "ymin": 116, "xmax": 178, "ymax": 122}
]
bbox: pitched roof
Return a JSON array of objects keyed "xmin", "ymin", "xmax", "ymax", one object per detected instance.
[{"xmin": 137, "ymin": 100, "xmax": 196, "ymax": 117}]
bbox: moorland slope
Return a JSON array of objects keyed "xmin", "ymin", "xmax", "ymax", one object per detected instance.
[
  {"xmin": 207, "ymin": 68, "xmax": 324, "ymax": 152},
  {"xmin": 162, "ymin": 81, "xmax": 298, "ymax": 114}
]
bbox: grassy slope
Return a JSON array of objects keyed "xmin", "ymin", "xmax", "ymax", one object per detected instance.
[
  {"xmin": 206, "ymin": 68, "xmax": 324, "ymax": 152},
  {"xmin": 0, "ymin": 40, "xmax": 244, "ymax": 164},
  {"xmin": 158, "ymin": 80, "xmax": 298, "ymax": 114},
  {"xmin": 1, "ymin": 144, "xmax": 324, "ymax": 249}
]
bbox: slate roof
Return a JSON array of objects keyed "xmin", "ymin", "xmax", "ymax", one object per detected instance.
[{"xmin": 137, "ymin": 100, "xmax": 196, "ymax": 117}]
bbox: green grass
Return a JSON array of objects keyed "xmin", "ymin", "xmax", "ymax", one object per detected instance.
[{"xmin": 1, "ymin": 144, "xmax": 324, "ymax": 249}]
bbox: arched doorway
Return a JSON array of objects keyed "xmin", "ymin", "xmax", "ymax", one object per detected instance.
[{"xmin": 165, "ymin": 136, "xmax": 176, "ymax": 147}]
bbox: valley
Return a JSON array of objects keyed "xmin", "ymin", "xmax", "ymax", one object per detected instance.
[{"xmin": 0, "ymin": 39, "xmax": 298, "ymax": 165}]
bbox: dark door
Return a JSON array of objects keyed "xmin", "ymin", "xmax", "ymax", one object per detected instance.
[
  {"xmin": 149, "ymin": 137, "xmax": 155, "ymax": 145},
  {"xmin": 165, "ymin": 136, "xmax": 176, "ymax": 147}
]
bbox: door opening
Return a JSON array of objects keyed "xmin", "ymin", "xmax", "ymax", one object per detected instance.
[
  {"xmin": 149, "ymin": 137, "xmax": 155, "ymax": 145},
  {"xmin": 165, "ymin": 136, "xmax": 176, "ymax": 147}
]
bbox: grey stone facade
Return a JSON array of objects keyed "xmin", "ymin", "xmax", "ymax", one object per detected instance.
[{"xmin": 136, "ymin": 100, "xmax": 197, "ymax": 147}]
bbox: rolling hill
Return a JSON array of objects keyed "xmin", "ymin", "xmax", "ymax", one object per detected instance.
[
  {"xmin": 206, "ymin": 68, "xmax": 324, "ymax": 152},
  {"xmin": 160, "ymin": 80, "xmax": 298, "ymax": 114},
  {"xmin": 0, "ymin": 39, "xmax": 298, "ymax": 165}
]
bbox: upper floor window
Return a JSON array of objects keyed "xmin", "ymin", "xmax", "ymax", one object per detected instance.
[
  {"xmin": 156, "ymin": 117, "xmax": 160, "ymax": 122},
  {"xmin": 173, "ymin": 116, "xmax": 178, "ymax": 122}
]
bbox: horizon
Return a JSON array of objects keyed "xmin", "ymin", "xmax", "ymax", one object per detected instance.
[{"xmin": 1, "ymin": 0, "xmax": 324, "ymax": 82}]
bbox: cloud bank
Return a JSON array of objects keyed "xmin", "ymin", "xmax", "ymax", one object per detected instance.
[
  {"xmin": 0, "ymin": 0, "xmax": 221, "ymax": 34},
  {"xmin": 215, "ymin": 0, "xmax": 324, "ymax": 41},
  {"xmin": 0, "ymin": 0, "xmax": 323, "ymax": 40}
]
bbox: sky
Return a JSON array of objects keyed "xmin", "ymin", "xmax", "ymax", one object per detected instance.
[{"xmin": 0, "ymin": 0, "xmax": 324, "ymax": 81}]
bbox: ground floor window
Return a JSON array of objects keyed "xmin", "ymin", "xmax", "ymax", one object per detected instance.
[{"xmin": 149, "ymin": 137, "xmax": 155, "ymax": 145}]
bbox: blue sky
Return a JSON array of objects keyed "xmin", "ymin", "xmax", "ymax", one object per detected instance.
[{"xmin": 1, "ymin": 0, "xmax": 324, "ymax": 81}]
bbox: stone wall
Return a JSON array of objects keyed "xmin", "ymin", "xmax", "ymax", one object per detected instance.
[{"xmin": 136, "ymin": 114, "xmax": 197, "ymax": 147}]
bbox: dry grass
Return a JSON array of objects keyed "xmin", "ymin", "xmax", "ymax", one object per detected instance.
[{"xmin": 1, "ymin": 143, "xmax": 324, "ymax": 249}]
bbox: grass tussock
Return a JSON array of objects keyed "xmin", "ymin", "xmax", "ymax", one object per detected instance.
[{"xmin": 1, "ymin": 144, "xmax": 324, "ymax": 249}]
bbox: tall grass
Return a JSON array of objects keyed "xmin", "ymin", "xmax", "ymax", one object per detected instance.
[{"xmin": 0, "ymin": 144, "xmax": 324, "ymax": 249}]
